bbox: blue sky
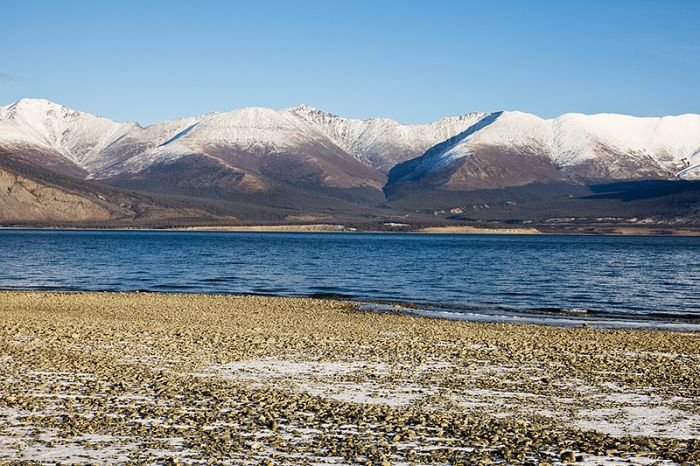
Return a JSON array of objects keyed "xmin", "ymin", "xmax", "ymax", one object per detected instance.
[{"xmin": 3, "ymin": 0, "xmax": 699, "ymax": 124}]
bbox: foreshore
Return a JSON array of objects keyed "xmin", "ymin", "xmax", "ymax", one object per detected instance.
[{"xmin": 0, "ymin": 292, "xmax": 698, "ymax": 464}]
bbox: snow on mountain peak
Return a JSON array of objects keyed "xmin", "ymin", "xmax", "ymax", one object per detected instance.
[
  {"xmin": 170, "ymin": 105, "xmax": 340, "ymax": 154},
  {"xmin": 0, "ymin": 98, "xmax": 139, "ymax": 169},
  {"xmin": 1, "ymin": 98, "xmax": 81, "ymax": 126},
  {"xmin": 289, "ymin": 104, "xmax": 320, "ymax": 114},
  {"xmin": 391, "ymin": 110, "xmax": 700, "ymax": 183},
  {"xmin": 288, "ymin": 105, "xmax": 489, "ymax": 172},
  {"xmin": 2, "ymin": 98, "xmax": 700, "ymax": 182},
  {"xmin": 5, "ymin": 97, "xmax": 68, "ymax": 113}
]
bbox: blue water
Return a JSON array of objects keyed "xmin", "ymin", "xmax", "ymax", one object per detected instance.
[{"xmin": 1, "ymin": 230, "xmax": 699, "ymax": 329}]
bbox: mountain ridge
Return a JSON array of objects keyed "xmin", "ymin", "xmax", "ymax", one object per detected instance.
[
  {"xmin": 385, "ymin": 109, "xmax": 700, "ymax": 194},
  {"xmin": 4, "ymin": 98, "xmax": 699, "ymax": 183},
  {"xmin": 2, "ymin": 98, "xmax": 700, "ymax": 228}
]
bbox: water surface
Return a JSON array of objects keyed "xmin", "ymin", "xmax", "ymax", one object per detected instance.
[{"xmin": 1, "ymin": 230, "xmax": 699, "ymax": 329}]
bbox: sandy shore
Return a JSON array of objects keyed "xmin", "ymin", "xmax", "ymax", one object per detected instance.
[{"xmin": 0, "ymin": 292, "xmax": 698, "ymax": 465}]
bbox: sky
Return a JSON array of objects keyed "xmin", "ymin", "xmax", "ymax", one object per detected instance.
[{"xmin": 2, "ymin": 0, "xmax": 699, "ymax": 125}]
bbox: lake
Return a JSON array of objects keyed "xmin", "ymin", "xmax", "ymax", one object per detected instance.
[{"xmin": 1, "ymin": 230, "xmax": 699, "ymax": 329}]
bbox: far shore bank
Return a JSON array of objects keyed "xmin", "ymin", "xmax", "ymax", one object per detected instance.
[
  {"xmin": 173, "ymin": 224, "xmax": 544, "ymax": 234},
  {"xmin": 0, "ymin": 291, "xmax": 698, "ymax": 464},
  {"xmin": 3, "ymin": 223, "xmax": 700, "ymax": 236}
]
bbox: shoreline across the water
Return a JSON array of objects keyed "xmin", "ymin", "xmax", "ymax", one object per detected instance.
[
  {"xmin": 0, "ymin": 291, "xmax": 698, "ymax": 464},
  {"xmin": 2, "ymin": 224, "xmax": 700, "ymax": 236}
]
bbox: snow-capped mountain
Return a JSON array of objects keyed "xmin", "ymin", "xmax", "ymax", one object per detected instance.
[
  {"xmin": 289, "ymin": 104, "xmax": 487, "ymax": 173},
  {"xmin": 2, "ymin": 99, "xmax": 700, "ymax": 201},
  {"xmin": 2, "ymin": 98, "xmax": 700, "ymax": 226},
  {"xmin": 0, "ymin": 99, "xmax": 486, "ymax": 186},
  {"xmin": 103, "ymin": 105, "xmax": 388, "ymax": 194},
  {"xmin": 387, "ymin": 111, "xmax": 700, "ymax": 192},
  {"xmin": 0, "ymin": 99, "xmax": 389, "ymax": 194},
  {"xmin": 0, "ymin": 99, "xmax": 137, "ymax": 177}
]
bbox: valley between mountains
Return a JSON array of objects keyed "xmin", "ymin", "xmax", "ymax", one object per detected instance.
[{"xmin": 1, "ymin": 99, "xmax": 699, "ymax": 232}]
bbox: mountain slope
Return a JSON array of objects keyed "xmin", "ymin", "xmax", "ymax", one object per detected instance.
[
  {"xmin": 0, "ymin": 99, "xmax": 137, "ymax": 177},
  {"xmin": 386, "ymin": 111, "xmax": 700, "ymax": 195},
  {"xmin": 290, "ymin": 104, "xmax": 488, "ymax": 173},
  {"xmin": 97, "ymin": 106, "xmax": 388, "ymax": 206},
  {"xmin": 0, "ymin": 153, "xmax": 233, "ymax": 226},
  {"xmin": 0, "ymin": 159, "xmax": 113, "ymax": 223},
  {"xmin": 0, "ymin": 100, "xmax": 392, "ymax": 204}
]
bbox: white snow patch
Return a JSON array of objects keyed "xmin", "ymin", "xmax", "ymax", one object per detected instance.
[
  {"xmin": 206, "ymin": 357, "xmax": 449, "ymax": 407},
  {"xmin": 577, "ymin": 406, "xmax": 700, "ymax": 439}
]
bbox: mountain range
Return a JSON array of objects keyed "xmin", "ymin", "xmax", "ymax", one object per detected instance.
[{"xmin": 1, "ymin": 98, "xmax": 699, "ymax": 229}]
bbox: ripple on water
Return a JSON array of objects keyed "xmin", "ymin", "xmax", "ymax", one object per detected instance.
[{"xmin": 0, "ymin": 231, "xmax": 698, "ymax": 327}]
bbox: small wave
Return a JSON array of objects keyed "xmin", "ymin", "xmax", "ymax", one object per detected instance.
[
  {"xmin": 561, "ymin": 308, "xmax": 589, "ymax": 314},
  {"xmin": 531, "ymin": 307, "xmax": 590, "ymax": 315},
  {"xmin": 358, "ymin": 303, "xmax": 414, "ymax": 314},
  {"xmin": 200, "ymin": 277, "xmax": 234, "ymax": 283},
  {"xmin": 308, "ymin": 292, "xmax": 355, "ymax": 300},
  {"xmin": 357, "ymin": 301, "xmax": 700, "ymax": 332}
]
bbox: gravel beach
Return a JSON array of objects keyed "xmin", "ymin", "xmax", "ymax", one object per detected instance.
[{"xmin": 0, "ymin": 292, "xmax": 698, "ymax": 465}]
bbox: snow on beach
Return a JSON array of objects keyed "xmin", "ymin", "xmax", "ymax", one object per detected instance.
[{"xmin": 0, "ymin": 292, "xmax": 698, "ymax": 464}]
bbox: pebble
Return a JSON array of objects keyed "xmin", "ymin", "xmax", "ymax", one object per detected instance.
[{"xmin": 0, "ymin": 291, "xmax": 696, "ymax": 464}]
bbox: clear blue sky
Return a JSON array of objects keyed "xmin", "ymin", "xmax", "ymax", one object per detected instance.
[{"xmin": 3, "ymin": 0, "xmax": 699, "ymax": 124}]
